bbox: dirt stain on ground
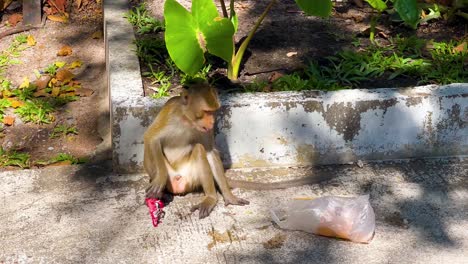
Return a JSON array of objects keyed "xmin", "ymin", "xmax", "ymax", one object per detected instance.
[
  {"xmin": 207, "ymin": 228, "xmax": 244, "ymax": 250},
  {"xmin": 263, "ymin": 233, "xmax": 287, "ymax": 249}
]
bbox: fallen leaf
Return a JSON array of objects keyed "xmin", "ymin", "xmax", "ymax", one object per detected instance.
[
  {"xmin": 91, "ymin": 30, "xmax": 103, "ymax": 39},
  {"xmin": 75, "ymin": 0, "xmax": 82, "ymax": 9},
  {"xmin": 47, "ymin": 14, "xmax": 68, "ymax": 23},
  {"xmin": 49, "ymin": 78, "xmax": 58, "ymax": 87},
  {"xmin": 51, "ymin": 87, "xmax": 61, "ymax": 97},
  {"xmin": 33, "ymin": 90, "xmax": 51, "ymax": 97},
  {"xmin": 69, "ymin": 80, "xmax": 81, "ymax": 87},
  {"xmin": 75, "ymin": 87, "xmax": 94, "ymax": 97},
  {"xmin": 7, "ymin": 98, "xmax": 24, "ymax": 108},
  {"xmin": 55, "ymin": 61, "xmax": 67, "ymax": 68},
  {"xmin": 8, "ymin": 13, "xmax": 22, "ymax": 26},
  {"xmin": 54, "ymin": 0, "xmax": 67, "ymax": 12},
  {"xmin": 68, "ymin": 60, "xmax": 83, "ymax": 69},
  {"xmin": 34, "ymin": 75, "xmax": 52, "ymax": 89},
  {"xmin": 19, "ymin": 77, "xmax": 30, "ymax": 89},
  {"xmin": 268, "ymin": 72, "xmax": 284, "ymax": 83},
  {"xmin": 286, "ymin": 51, "xmax": 297, "ymax": 57},
  {"xmin": 55, "ymin": 69, "xmax": 75, "ymax": 83},
  {"xmin": 453, "ymin": 42, "xmax": 467, "ymax": 53},
  {"xmin": 3, "ymin": 116, "xmax": 15, "ymax": 126},
  {"xmin": 33, "ymin": 69, "xmax": 42, "ymax": 79},
  {"xmin": 49, "ymin": 160, "xmax": 73, "ymax": 166},
  {"xmin": 1, "ymin": 0, "xmax": 14, "ymax": 11},
  {"xmin": 43, "ymin": 6, "xmax": 56, "ymax": 16},
  {"xmin": 27, "ymin": 35, "xmax": 36, "ymax": 46},
  {"xmin": 59, "ymin": 92, "xmax": 76, "ymax": 98},
  {"xmin": 57, "ymin": 45, "xmax": 72, "ymax": 56},
  {"xmin": 378, "ymin": 31, "xmax": 390, "ymax": 39},
  {"xmin": 62, "ymin": 85, "xmax": 75, "ymax": 92},
  {"xmin": 2, "ymin": 90, "xmax": 12, "ymax": 98}
]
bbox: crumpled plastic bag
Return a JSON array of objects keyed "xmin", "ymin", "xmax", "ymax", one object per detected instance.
[{"xmin": 271, "ymin": 195, "xmax": 375, "ymax": 243}]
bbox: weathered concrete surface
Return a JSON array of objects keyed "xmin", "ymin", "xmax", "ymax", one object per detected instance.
[
  {"xmin": 106, "ymin": 0, "xmax": 153, "ymax": 172},
  {"xmin": 1, "ymin": 158, "xmax": 467, "ymax": 263},
  {"xmin": 216, "ymin": 84, "xmax": 468, "ymax": 168},
  {"xmin": 111, "ymin": 80, "xmax": 468, "ymax": 172}
]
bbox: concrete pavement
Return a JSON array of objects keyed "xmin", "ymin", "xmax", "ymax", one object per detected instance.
[{"xmin": 1, "ymin": 157, "xmax": 467, "ymax": 263}]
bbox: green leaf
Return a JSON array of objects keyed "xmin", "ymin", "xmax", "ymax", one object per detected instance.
[
  {"xmin": 295, "ymin": 0, "xmax": 332, "ymax": 17},
  {"xmin": 164, "ymin": 0, "xmax": 234, "ymax": 75},
  {"xmin": 201, "ymin": 18, "xmax": 235, "ymax": 62},
  {"xmin": 365, "ymin": 0, "xmax": 387, "ymax": 12},
  {"xmin": 394, "ymin": 0, "xmax": 420, "ymax": 29},
  {"xmin": 164, "ymin": 0, "xmax": 203, "ymax": 75}
]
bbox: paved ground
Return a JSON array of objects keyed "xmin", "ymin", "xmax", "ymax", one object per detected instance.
[{"xmin": 1, "ymin": 157, "xmax": 467, "ymax": 263}]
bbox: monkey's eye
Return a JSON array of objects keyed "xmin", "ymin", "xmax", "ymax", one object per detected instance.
[{"xmin": 195, "ymin": 112, "xmax": 204, "ymax": 119}]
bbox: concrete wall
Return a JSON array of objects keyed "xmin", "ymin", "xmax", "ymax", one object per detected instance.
[
  {"xmin": 106, "ymin": 0, "xmax": 468, "ymax": 173},
  {"xmin": 112, "ymin": 83, "xmax": 467, "ymax": 173},
  {"xmin": 215, "ymin": 85, "xmax": 467, "ymax": 168}
]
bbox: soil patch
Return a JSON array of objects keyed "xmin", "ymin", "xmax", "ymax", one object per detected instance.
[
  {"xmin": 140, "ymin": 0, "xmax": 466, "ymax": 95},
  {"xmin": 0, "ymin": 1, "xmax": 108, "ymax": 170}
]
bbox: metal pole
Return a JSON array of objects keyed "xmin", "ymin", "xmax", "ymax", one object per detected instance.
[{"xmin": 23, "ymin": 0, "xmax": 42, "ymax": 26}]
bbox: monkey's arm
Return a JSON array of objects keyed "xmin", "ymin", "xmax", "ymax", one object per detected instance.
[
  {"xmin": 144, "ymin": 137, "xmax": 169, "ymax": 198},
  {"xmin": 227, "ymin": 173, "xmax": 333, "ymax": 190}
]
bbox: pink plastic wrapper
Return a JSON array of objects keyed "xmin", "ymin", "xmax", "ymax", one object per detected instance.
[{"xmin": 145, "ymin": 198, "xmax": 165, "ymax": 227}]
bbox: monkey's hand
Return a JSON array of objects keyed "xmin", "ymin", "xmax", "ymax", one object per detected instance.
[
  {"xmin": 224, "ymin": 194, "xmax": 250, "ymax": 206},
  {"xmin": 190, "ymin": 196, "xmax": 217, "ymax": 219},
  {"xmin": 145, "ymin": 181, "xmax": 166, "ymax": 199}
]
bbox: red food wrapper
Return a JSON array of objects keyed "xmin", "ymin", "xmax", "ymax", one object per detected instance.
[{"xmin": 145, "ymin": 198, "xmax": 165, "ymax": 227}]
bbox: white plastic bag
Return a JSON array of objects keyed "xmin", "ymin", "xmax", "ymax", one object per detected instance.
[{"xmin": 271, "ymin": 195, "xmax": 375, "ymax": 243}]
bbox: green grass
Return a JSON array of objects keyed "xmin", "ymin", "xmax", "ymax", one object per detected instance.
[
  {"xmin": 47, "ymin": 153, "xmax": 86, "ymax": 164},
  {"xmin": 14, "ymin": 100, "xmax": 55, "ymax": 124},
  {"xmin": 0, "ymin": 148, "xmax": 30, "ymax": 168},
  {"xmin": 0, "ymin": 34, "xmax": 30, "ymax": 85},
  {"xmin": 35, "ymin": 153, "xmax": 87, "ymax": 166},
  {"xmin": 125, "ymin": 3, "xmax": 165, "ymax": 34},
  {"xmin": 244, "ymin": 36, "xmax": 468, "ymax": 92},
  {"xmin": 135, "ymin": 37, "xmax": 167, "ymax": 64},
  {"xmin": 50, "ymin": 124, "xmax": 78, "ymax": 139},
  {"xmin": 0, "ymin": 98, "xmax": 12, "ymax": 116}
]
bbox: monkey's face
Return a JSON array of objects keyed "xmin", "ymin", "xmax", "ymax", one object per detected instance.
[
  {"xmin": 181, "ymin": 85, "xmax": 220, "ymax": 133},
  {"xmin": 193, "ymin": 109, "xmax": 216, "ymax": 133}
]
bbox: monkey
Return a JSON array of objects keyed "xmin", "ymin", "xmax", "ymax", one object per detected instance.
[
  {"xmin": 144, "ymin": 84, "xmax": 333, "ymax": 219},
  {"xmin": 144, "ymin": 84, "xmax": 249, "ymax": 219}
]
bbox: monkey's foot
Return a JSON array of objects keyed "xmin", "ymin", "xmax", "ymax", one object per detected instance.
[
  {"xmin": 224, "ymin": 195, "xmax": 250, "ymax": 206},
  {"xmin": 190, "ymin": 196, "xmax": 217, "ymax": 219},
  {"xmin": 145, "ymin": 183, "xmax": 165, "ymax": 199}
]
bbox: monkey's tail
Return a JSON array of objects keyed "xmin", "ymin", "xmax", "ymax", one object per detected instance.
[{"xmin": 228, "ymin": 174, "xmax": 332, "ymax": 190}]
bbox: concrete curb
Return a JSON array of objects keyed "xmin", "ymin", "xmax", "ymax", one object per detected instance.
[{"xmin": 106, "ymin": 1, "xmax": 468, "ymax": 173}]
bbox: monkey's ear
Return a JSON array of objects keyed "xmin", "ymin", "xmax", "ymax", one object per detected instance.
[{"xmin": 180, "ymin": 90, "xmax": 189, "ymax": 105}]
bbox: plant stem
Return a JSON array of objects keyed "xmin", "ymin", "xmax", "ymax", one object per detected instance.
[
  {"xmin": 369, "ymin": 13, "xmax": 379, "ymax": 43},
  {"xmin": 220, "ymin": 0, "xmax": 228, "ymax": 17},
  {"xmin": 228, "ymin": 0, "xmax": 277, "ymax": 80},
  {"xmin": 230, "ymin": 0, "xmax": 235, "ymax": 19}
]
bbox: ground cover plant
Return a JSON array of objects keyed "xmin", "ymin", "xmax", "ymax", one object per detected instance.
[{"xmin": 129, "ymin": 0, "xmax": 467, "ymax": 96}]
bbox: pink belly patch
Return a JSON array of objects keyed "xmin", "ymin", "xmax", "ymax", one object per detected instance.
[{"xmin": 167, "ymin": 175, "xmax": 187, "ymax": 194}]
